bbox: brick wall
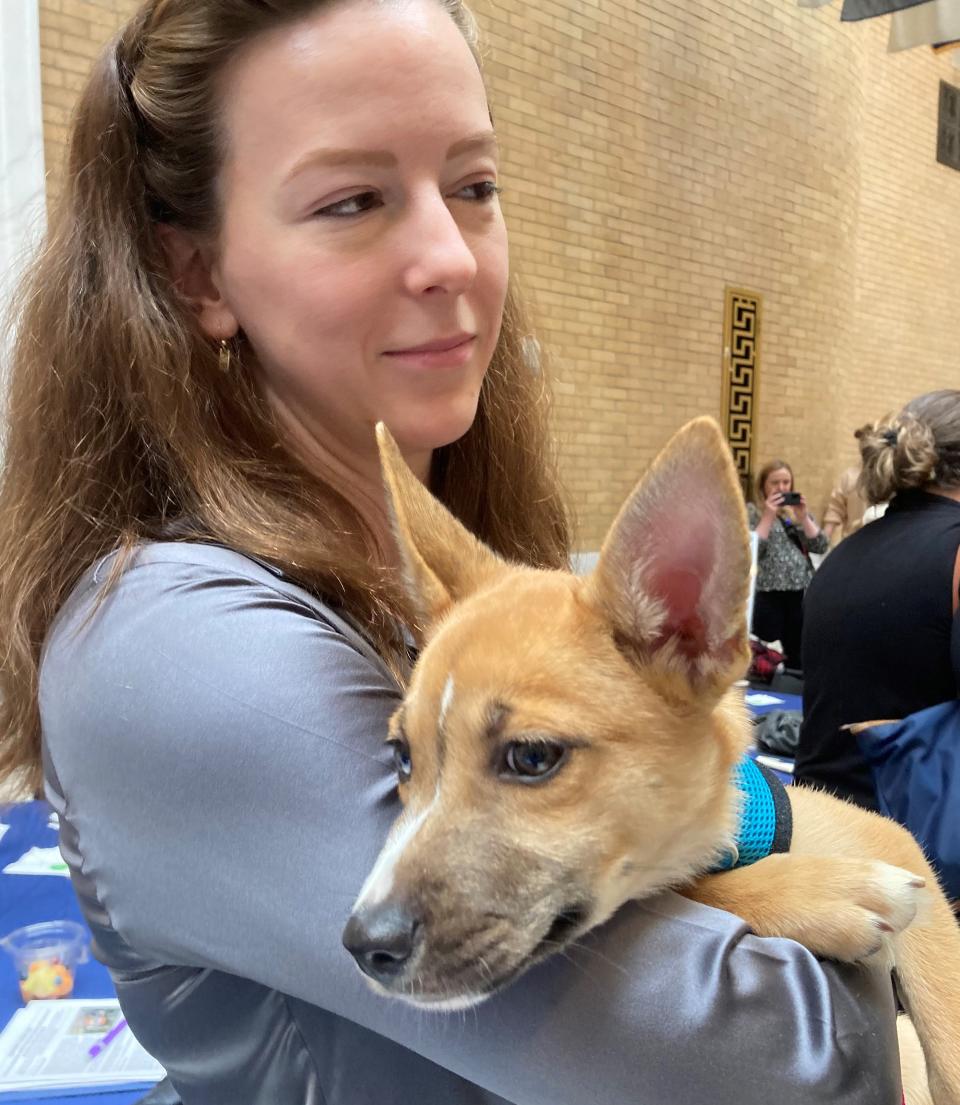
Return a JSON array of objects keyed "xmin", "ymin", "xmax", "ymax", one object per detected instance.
[
  {"xmin": 37, "ymin": 0, "xmax": 960, "ymax": 546},
  {"xmin": 470, "ymin": 0, "xmax": 960, "ymax": 544},
  {"xmin": 840, "ymin": 18, "xmax": 960, "ymax": 477}
]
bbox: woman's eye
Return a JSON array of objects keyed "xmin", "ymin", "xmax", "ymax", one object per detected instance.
[
  {"xmin": 454, "ymin": 180, "xmax": 501, "ymax": 203},
  {"xmin": 502, "ymin": 741, "xmax": 567, "ymax": 783},
  {"xmin": 313, "ymin": 192, "xmax": 382, "ymax": 218},
  {"xmin": 391, "ymin": 739, "xmax": 412, "ymax": 783}
]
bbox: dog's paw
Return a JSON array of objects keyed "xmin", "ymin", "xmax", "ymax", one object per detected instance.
[{"xmin": 796, "ymin": 859, "xmax": 925, "ymax": 963}]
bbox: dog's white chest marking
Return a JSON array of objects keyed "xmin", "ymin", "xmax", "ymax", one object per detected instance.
[
  {"xmin": 355, "ymin": 785, "xmax": 442, "ymax": 909},
  {"xmin": 438, "ymin": 674, "xmax": 455, "ymax": 731}
]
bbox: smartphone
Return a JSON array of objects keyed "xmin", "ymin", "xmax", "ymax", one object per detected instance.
[{"xmin": 779, "ymin": 491, "xmax": 802, "ymax": 506}]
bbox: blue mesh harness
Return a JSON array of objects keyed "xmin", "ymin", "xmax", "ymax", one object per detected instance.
[{"xmin": 711, "ymin": 756, "xmax": 792, "ymax": 872}]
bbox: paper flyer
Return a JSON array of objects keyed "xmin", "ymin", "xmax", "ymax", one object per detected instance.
[
  {"xmin": 744, "ymin": 692, "xmax": 785, "ymax": 708},
  {"xmin": 2, "ymin": 846, "xmax": 70, "ymax": 878},
  {"xmin": 0, "ymin": 999, "xmax": 164, "ymax": 1093}
]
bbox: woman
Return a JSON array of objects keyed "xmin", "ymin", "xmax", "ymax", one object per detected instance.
[
  {"xmin": 0, "ymin": 2, "xmax": 898, "ymax": 1102},
  {"xmin": 748, "ymin": 459, "xmax": 828, "ymax": 670},
  {"xmin": 822, "ymin": 464, "xmax": 867, "ymax": 546},
  {"xmin": 796, "ymin": 390, "xmax": 960, "ymax": 812}
]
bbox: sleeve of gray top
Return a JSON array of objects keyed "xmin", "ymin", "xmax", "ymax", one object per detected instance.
[
  {"xmin": 808, "ymin": 529, "xmax": 830, "ymax": 554},
  {"xmin": 39, "ymin": 551, "xmax": 900, "ymax": 1105}
]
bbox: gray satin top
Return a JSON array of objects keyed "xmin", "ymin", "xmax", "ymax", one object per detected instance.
[{"xmin": 39, "ymin": 543, "xmax": 899, "ymax": 1105}]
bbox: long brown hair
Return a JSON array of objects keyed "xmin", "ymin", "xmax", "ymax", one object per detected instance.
[
  {"xmin": 856, "ymin": 389, "xmax": 960, "ymax": 504},
  {"xmin": 0, "ymin": 0, "xmax": 569, "ymax": 792}
]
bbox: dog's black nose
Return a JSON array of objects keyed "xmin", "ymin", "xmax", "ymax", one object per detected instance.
[{"xmin": 342, "ymin": 904, "xmax": 421, "ymax": 983}]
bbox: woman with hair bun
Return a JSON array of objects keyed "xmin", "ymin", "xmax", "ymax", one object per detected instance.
[{"xmin": 796, "ymin": 389, "xmax": 960, "ymax": 810}]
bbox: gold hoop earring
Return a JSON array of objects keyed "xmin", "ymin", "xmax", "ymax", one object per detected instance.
[{"xmin": 218, "ymin": 339, "xmax": 232, "ymax": 374}]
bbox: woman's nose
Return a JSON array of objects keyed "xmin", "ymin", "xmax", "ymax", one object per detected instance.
[{"xmin": 401, "ymin": 195, "xmax": 478, "ymax": 297}]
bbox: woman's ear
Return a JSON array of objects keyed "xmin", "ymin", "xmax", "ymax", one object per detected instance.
[{"xmin": 156, "ymin": 223, "xmax": 239, "ymax": 341}]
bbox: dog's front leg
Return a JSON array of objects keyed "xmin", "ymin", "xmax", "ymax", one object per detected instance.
[{"xmin": 683, "ymin": 853, "xmax": 925, "ymax": 963}]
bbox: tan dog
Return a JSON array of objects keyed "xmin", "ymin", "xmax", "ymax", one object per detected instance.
[{"xmin": 343, "ymin": 417, "xmax": 960, "ymax": 1104}]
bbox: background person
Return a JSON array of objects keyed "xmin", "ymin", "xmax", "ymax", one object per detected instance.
[
  {"xmin": 747, "ymin": 459, "xmax": 828, "ymax": 670},
  {"xmin": 823, "ymin": 459, "xmax": 890, "ymax": 547},
  {"xmin": 795, "ymin": 389, "xmax": 960, "ymax": 812},
  {"xmin": 822, "ymin": 464, "xmax": 867, "ymax": 545}
]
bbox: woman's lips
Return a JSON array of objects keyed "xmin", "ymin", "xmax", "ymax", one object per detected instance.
[{"xmin": 383, "ymin": 334, "xmax": 476, "ymax": 369}]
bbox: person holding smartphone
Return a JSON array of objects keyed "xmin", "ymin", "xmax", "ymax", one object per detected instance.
[{"xmin": 747, "ymin": 459, "xmax": 827, "ymax": 670}]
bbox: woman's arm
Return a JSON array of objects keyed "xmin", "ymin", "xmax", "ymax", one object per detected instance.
[
  {"xmin": 801, "ymin": 514, "xmax": 828, "ymax": 552},
  {"xmin": 822, "ymin": 489, "xmax": 846, "ymax": 545},
  {"xmin": 748, "ymin": 497, "xmax": 780, "ymax": 545},
  {"xmin": 40, "ymin": 545, "xmax": 900, "ymax": 1105},
  {"xmin": 794, "ymin": 495, "xmax": 828, "ymax": 553},
  {"xmin": 806, "ymin": 529, "xmax": 829, "ymax": 554}
]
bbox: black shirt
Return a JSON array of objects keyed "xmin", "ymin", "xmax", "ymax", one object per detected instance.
[{"xmin": 795, "ymin": 489, "xmax": 960, "ymax": 810}]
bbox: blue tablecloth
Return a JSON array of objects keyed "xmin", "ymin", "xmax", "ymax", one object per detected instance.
[{"xmin": 0, "ymin": 800, "xmax": 157, "ymax": 1105}]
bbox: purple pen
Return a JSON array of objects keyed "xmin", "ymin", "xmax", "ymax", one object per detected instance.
[{"xmin": 87, "ymin": 1017, "xmax": 127, "ymax": 1059}]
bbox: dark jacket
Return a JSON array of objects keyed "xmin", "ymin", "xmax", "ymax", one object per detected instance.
[{"xmin": 796, "ymin": 489, "xmax": 960, "ymax": 809}]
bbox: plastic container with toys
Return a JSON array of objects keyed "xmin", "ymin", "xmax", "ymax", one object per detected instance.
[{"xmin": 0, "ymin": 920, "xmax": 89, "ymax": 1002}]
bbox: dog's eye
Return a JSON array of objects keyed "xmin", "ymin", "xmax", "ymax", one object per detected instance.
[
  {"xmin": 502, "ymin": 741, "xmax": 567, "ymax": 783},
  {"xmin": 390, "ymin": 738, "xmax": 413, "ymax": 783}
]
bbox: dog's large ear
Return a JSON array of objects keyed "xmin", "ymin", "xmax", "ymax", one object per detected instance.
[
  {"xmin": 584, "ymin": 417, "xmax": 751, "ymax": 698},
  {"xmin": 376, "ymin": 423, "xmax": 506, "ymax": 633}
]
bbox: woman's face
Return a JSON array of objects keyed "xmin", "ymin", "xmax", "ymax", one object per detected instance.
[
  {"xmin": 204, "ymin": 0, "xmax": 508, "ymax": 472},
  {"xmin": 763, "ymin": 467, "xmax": 793, "ymax": 499}
]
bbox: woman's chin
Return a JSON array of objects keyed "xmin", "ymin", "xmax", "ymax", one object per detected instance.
[{"xmin": 384, "ymin": 396, "xmax": 482, "ymax": 457}]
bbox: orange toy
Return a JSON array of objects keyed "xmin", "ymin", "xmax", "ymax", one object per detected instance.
[{"xmin": 19, "ymin": 957, "xmax": 75, "ymax": 1001}]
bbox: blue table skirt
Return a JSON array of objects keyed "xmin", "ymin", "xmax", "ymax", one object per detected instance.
[{"xmin": 0, "ymin": 801, "xmax": 156, "ymax": 1105}]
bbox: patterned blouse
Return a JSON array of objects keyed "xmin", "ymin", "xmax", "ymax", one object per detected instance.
[{"xmin": 747, "ymin": 503, "xmax": 829, "ymax": 592}]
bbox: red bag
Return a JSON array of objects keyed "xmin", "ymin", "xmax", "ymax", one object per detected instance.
[{"xmin": 748, "ymin": 637, "xmax": 784, "ymax": 685}]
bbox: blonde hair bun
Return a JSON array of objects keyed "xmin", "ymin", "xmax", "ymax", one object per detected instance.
[{"xmin": 856, "ymin": 390, "xmax": 960, "ymax": 504}]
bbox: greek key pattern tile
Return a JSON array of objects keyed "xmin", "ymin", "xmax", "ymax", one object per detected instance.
[{"xmin": 722, "ymin": 288, "xmax": 762, "ymax": 497}]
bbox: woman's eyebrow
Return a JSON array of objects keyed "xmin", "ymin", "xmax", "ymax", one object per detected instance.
[
  {"xmin": 282, "ymin": 131, "xmax": 499, "ymax": 186},
  {"xmin": 282, "ymin": 148, "xmax": 397, "ymax": 185},
  {"xmin": 446, "ymin": 131, "xmax": 499, "ymax": 160}
]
